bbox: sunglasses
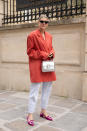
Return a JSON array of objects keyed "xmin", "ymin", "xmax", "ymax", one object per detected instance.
[{"xmin": 40, "ymin": 20, "xmax": 49, "ymax": 24}]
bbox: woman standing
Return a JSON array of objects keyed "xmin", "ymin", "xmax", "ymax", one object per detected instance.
[{"xmin": 27, "ymin": 14, "xmax": 56, "ymax": 126}]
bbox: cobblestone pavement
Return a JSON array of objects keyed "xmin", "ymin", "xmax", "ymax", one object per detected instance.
[{"xmin": 0, "ymin": 90, "xmax": 87, "ymax": 131}]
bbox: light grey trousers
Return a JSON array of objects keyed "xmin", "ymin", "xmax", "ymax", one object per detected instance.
[{"xmin": 28, "ymin": 82, "xmax": 52, "ymax": 113}]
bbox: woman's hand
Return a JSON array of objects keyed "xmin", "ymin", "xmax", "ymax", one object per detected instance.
[{"xmin": 48, "ymin": 53, "xmax": 53, "ymax": 59}]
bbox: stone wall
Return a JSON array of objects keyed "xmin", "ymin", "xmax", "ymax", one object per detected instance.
[
  {"xmin": 0, "ymin": 21, "xmax": 86, "ymax": 101},
  {"xmin": 82, "ymin": 0, "xmax": 87, "ymax": 102}
]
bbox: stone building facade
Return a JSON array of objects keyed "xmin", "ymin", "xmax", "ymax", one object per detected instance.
[{"xmin": 0, "ymin": 1, "xmax": 87, "ymax": 101}]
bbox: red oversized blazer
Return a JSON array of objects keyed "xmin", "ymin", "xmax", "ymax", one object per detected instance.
[{"xmin": 27, "ymin": 29, "xmax": 56, "ymax": 82}]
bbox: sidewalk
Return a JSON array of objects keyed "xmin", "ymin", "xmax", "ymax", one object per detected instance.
[{"xmin": 0, "ymin": 90, "xmax": 87, "ymax": 131}]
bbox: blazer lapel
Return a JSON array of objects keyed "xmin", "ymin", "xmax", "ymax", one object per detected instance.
[{"xmin": 36, "ymin": 29, "xmax": 50, "ymax": 52}]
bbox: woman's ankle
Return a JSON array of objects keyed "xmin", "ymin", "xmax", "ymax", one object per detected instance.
[
  {"xmin": 41, "ymin": 109, "xmax": 47, "ymax": 115},
  {"xmin": 28, "ymin": 113, "xmax": 33, "ymax": 120},
  {"xmin": 41, "ymin": 109, "xmax": 46, "ymax": 113}
]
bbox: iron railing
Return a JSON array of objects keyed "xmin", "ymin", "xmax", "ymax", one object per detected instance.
[{"xmin": 2, "ymin": 0, "xmax": 86, "ymax": 25}]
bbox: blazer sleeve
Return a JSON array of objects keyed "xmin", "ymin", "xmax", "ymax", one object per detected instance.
[
  {"xmin": 27, "ymin": 35, "xmax": 49, "ymax": 60},
  {"xmin": 50, "ymin": 37, "xmax": 55, "ymax": 58}
]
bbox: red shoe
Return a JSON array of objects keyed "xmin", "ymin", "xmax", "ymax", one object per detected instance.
[
  {"xmin": 27, "ymin": 116, "xmax": 34, "ymax": 126},
  {"xmin": 40, "ymin": 113, "xmax": 53, "ymax": 121}
]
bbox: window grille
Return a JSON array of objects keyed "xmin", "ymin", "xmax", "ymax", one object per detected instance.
[{"xmin": 2, "ymin": 0, "xmax": 86, "ymax": 25}]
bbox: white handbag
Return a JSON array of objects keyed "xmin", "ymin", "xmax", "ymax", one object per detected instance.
[{"xmin": 42, "ymin": 60, "xmax": 55, "ymax": 72}]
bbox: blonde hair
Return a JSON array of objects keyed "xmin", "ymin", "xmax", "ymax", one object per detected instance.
[{"xmin": 39, "ymin": 14, "xmax": 49, "ymax": 21}]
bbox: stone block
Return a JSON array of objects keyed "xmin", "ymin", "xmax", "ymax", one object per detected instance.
[
  {"xmin": 85, "ymin": 34, "xmax": 87, "ymax": 52},
  {"xmin": 0, "ymin": 65, "xmax": 30, "ymax": 91},
  {"xmin": 49, "ymin": 112, "xmax": 87, "ymax": 131},
  {"xmin": 52, "ymin": 69, "xmax": 82, "ymax": 100},
  {"xmin": 49, "ymin": 25, "xmax": 84, "ymax": 65},
  {"xmin": 85, "ymin": 17, "xmax": 87, "ymax": 34},
  {"xmin": 1, "ymin": 32, "xmax": 28, "ymax": 63},
  {"xmin": 84, "ymin": 54, "xmax": 87, "ymax": 71},
  {"xmin": 5, "ymin": 119, "xmax": 37, "ymax": 131},
  {"xmin": 0, "ymin": 128, "xmax": 5, "ymax": 131},
  {"xmin": 0, "ymin": 91, "xmax": 16, "ymax": 99},
  {"xmin": 0, "ymin": 103, "xmax": 16, "ymax": 111},
  {"xmin": 82, "ymin": 127, "xmax": 87, "ymax": 131},
  {"xmin": 0, "ymin": 106, "xmax": 26, "ymax": 120},
  {"xmin": 82, "ymin": 73, "xmax": 87, "ymax": 101},
  {"xmin": 71, "ymin": 103, "xmax": 87, "ymax": 115},
  {"xmin": 51, "ymin": 96, "xmax": 81, "ymax": 109},
  {"xmin": 53, "ymin": 32, "xmax": 81, "ymax": 65},
  {"xmin": 34, "ymin": 125, "xmax": 61, "ymax": 131},
  {"xmin": 47, "ymin": 105, "xmax": 67, "ymax": 114}
]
